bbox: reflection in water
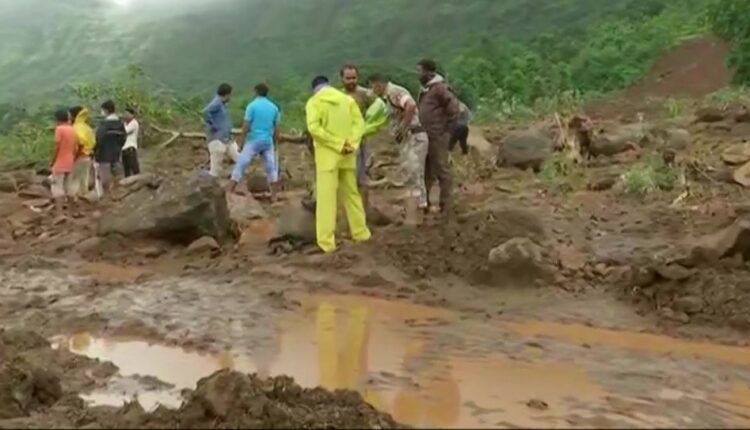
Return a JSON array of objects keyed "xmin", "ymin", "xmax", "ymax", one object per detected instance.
[
  {"xmin": 392, "ymin": 341, "xmax": 461, "ymax": 427},
  {"xmin": 58, "ymin": 293, "xmax": 750, "ymax": 429}
]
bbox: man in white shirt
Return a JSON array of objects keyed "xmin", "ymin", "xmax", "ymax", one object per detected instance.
[{"xmin": 122, "ymin": 107, "xmax": 140, "ymax": 178}]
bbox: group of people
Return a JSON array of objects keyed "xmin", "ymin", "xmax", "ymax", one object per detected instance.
[
  {"xmin": 205, "ymin": 58, "xmax": 471, "ymax": 254},
  {"xmin": 51, "ymin": 100, "xmax": 141, "ymax": 211}
]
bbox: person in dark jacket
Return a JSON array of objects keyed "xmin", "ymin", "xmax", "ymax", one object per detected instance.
[
  {"xmin": 449, "ymin": 101, "xmax": 472, "ymax": 155},
  {"xmin": 95, "ymin": 100, "xmax": 126, "ymax": 196},
  {"xmin": 416, "ymin": 59, "xmax": 460, "ymax": 215}
]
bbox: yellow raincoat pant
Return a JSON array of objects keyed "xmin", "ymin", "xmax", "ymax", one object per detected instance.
[{"xmin": 306, "ymin": 86, "xmax": 371, "ymax": 253}]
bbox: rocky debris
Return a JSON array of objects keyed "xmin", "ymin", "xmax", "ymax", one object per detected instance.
[
  {"xmin": 119, "ymin": 173, "xmax": 163, "ymax": 192},
  {"xmin": 655, "ymin": 264, "xmax": 694, "ymax": 281},
  {"xmin": 366, "ymin": 204, "xmax": 395, "ymax": 227},
  {"xmin": 247, "ymin": 174, "xmax": 271, "ymax": 194},
  {"xmin": 589, "ymin": 134, "xmax": 640, "ymax": 157},
  {"xmin": 488, "ymin": 237, "xmax": 554, "ymax": 286},
  {"xmin": 0, "ymin": 357, "xmax": 63, "ymax": 419},
  {"xmin": 672, "ymin": 218, "xmax": 750, "ymax": 267},
  {"xmin": 721, "ymin": 143, "xmax": 750, "ymax": 165},
  {"xmin": 735, "ymin": 107, "xmax": 750, "ymax": 123},
  {"xmin": 654, "ymin": 127, "xmax": 691, "ymax": 150},
  {"xmin": 672, "ymin": 295, "xmax": 704, "ymax": 315},
  {"xmin": 526, "ymin": 399, "xmax": 549, "ymax": 411},
  {"xmin": 659, "ymin": 307, "xmax": 691, "ymax": 324},
  {"xmin": 98, "ymin": 172, "xmax": 236, "ymax": 245},
  {"xmin": 228, "ymin": 193, "xmax": 267, "ymax": 225},
  {"xmin": 733, "ymin": 161, "xmax": 750, "ymax": 187},
  {"xmin": 274, "ymin": 204, "xmax": 316, "ymax": 243},
  {"xmin": 0, "ymin": 170, "xmax": 37, "ymax": 193},
  {"xmin": 136, "ymin": 246, "xmax": 167, "ymax": 258},
  {"xmin": 629, "ymin": 219, "xmax": 750, "ymax": 330},
  {"xmin": 587, "ymin": 168, "xmax": 622, "ymax": 191},
  {"xmin": 377, "ymin": 207, "xmax": 548, "ymax": 285},
  {"xmin": 75, "ymin": 237, "xmax": 103, "ymax": 255},
  {"xmin": 556, "ymin": 244, "xmax": 588, "ymax": 271},
  {"xmin": 0, "ymin": 330, "xmax": 62, "ymax": 420},
  {"xmin": 81, "ymin": 370, "xmax": 402, "ymax": 429},
  {"xmin": 466, "ymin": 128, "xmax": 497, "ymax": 163},
  {"xmin": 18, "ymin": 184, "xmax": 50, "ymax": 200},
  {"xmin": 695, "ymin": 107, "xmax": 726, "ymax": 123},
  {"xmin": 187, "ymin": 236, "xmax": 221, "ymax": 255},
  {"xmin": 497, "ymin": 133, "xmax": 552, "ymax": 172},
  {"xmin": 0, "ymin": 176, "xmax": 18, "ymax": 193}
]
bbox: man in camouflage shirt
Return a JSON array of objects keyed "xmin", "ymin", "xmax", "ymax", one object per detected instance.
[{"xmin": 368, "ymin": 73, "xmax": 429, "ymax": 226}]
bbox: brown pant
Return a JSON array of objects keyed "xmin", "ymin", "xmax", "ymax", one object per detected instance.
[{"xmin": 424, "ymin": 132, "xmax": 453, "ymax": 211}]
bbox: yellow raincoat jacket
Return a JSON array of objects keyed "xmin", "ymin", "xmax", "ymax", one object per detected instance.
[
  {"xmin": 73, "ymin": 108, "xmax": 96, "ymax": 157},
  {"xmin": 306, "ymin": 86, "xmax": 371, "ymax": 252}
]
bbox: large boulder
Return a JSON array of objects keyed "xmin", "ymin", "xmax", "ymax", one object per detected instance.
[
  {"xmin": 227, "ymin": 193, "xmax": 267, "ymax": 225},
  {"xmin": 722, "ymin": 143, "xmax": 750, "ymax": 166},
  {"xmin": 488, "ymin": 237, "xmax": 554, "ymax": 285},
  {"xmin": 98, "ymin": 172, "xmax": 236, "ymax": 244},
  {"xmin": 664, "ymin": 217, "xmax": 750, "ymax": 267},
  {"xmin": 497, "ymin": 133, "xmax": 552, "ymax": 172},
  {"xmin": 589, "ymin": 124, "xmax": 644, "ymax": 157},
  {"xmin": 0, "ymin": 170, "xmax": 38, "ymax": 193},
  {"xmin": 274, "ymin": 204, "xmax": 316, "ymax": 243},
  {"xmin": 0, "ymin": 357, "xmax": 62, "ymax": 419}
]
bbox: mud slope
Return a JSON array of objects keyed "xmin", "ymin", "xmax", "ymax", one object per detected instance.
[{"xmin": 587, "ymin": 35, "xmax": 732, "ymax": 118}]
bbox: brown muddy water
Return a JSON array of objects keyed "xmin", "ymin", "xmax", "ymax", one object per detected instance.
[{"xmin": 53, "ymin": 292, "xmax": 750, "ymax": 429}]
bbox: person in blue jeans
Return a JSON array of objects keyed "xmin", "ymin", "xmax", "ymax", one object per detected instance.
[{"xmin": 227, "ymin": 83, "xmax": 281, "ymax": 201}]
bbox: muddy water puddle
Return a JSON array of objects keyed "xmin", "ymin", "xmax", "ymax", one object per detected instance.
[{"xmin": 57, "ymin": 293, "xmax": 750, "ymax": 428}]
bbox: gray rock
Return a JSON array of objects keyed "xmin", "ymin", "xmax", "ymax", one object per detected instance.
[
  {"xmin": 98, "ymin": 172, "xmax": 236, "ymax": 244},
  {"xmin": 680, "ymin": 218, "xmax": 750, "ymax": 266},
  {"xmin": 18, "ymin": 184, "xmax": 50, "ymax": 199},
  {"xmin": 655, "ymin": 264, "xmax": 694, "ymax": 281},
  {"xmin": 695, "ymin": 107, "xmax": 726, "ymax": 123},
  {"xmin": 119, "ymin": 173, "xmax": 162, "ymax": 189},
  {"xmin": 673, "ymin": 296, "xmax": 704, "ymax": 315},
  {"xmin": 488, "ymin": 237, "xmax": 553, "ymax": 285},
  {"xmin": 274, "ymin": 204, "xmax": 316, "ymax": 242},
  {"xmin": 497, "ymin": 134, "xmax": 552, "ymax": 172},
  {"xmin": 228, "ymin": 193, "xmax": 267, "ymax": 224},
  {"xmin": 75, "ymin": 237, "xmax": 102, "ymax": 254},
  {"xmin": 187, "ymin": 236, "xmax": 220, "ymax": 254}
]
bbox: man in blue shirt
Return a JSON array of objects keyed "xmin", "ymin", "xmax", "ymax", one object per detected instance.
[
  {"xmin": 203, "ymin": 83, "xmax": 239, "ymax": 177},
  {"xmin": 227, "ymin": 83, "xmax": 281, "ymax": 201}
]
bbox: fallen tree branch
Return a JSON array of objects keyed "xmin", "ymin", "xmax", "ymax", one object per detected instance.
[{"xmin": 151, "ymin": 125, "xmax": 244, "ymax": 149}]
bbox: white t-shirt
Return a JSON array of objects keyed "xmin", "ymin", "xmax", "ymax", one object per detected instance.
[{"xmin": 123, "ymin": 119, "xmax": 139, "ymax": 150}]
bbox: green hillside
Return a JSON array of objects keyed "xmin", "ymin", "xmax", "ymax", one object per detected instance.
[
  {"xmin": 0, "ymin": 0, "xmax": 732, "ymax": 169},
  {"xmin": 0, "ymin": 0, "xmax": 708, "ymax": 104}
]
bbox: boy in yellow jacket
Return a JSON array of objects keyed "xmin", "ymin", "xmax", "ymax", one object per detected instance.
[
  {"xmin": 305, "ymin": 75, "xmax": 371, "ymax": 253},
  {"xmin": 69, "ymin": 106, "xmax": 95, "ymax": 199}
]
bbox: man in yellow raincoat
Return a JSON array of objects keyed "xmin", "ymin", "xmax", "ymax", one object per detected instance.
[
  {"xmin": 69, "ymin": 106, "xmax": 95, "ymax": 199},
  {"xmin": 305, "ymin": 75, "xmax": 371, "ymax": 253}
]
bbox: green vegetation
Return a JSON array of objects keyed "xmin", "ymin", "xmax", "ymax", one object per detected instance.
[
  {"xmin": 0, "ymin": 0, "xmax": 729, "ymax": 170},
  {"xmin": 539, "ymin": 154, "xmax": 586, "ymax": 194},
  {"xmin": 709, "ymin": 0, "xmax": 750, "ymax": 84},
  {"xmin": 622, "ymin": 153, "xmax": 680, "ymax": 195}
]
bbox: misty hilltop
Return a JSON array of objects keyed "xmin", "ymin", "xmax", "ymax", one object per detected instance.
[{"xmin": 0, "ymin": 0, "xmax": 685, "ymax": 102}]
